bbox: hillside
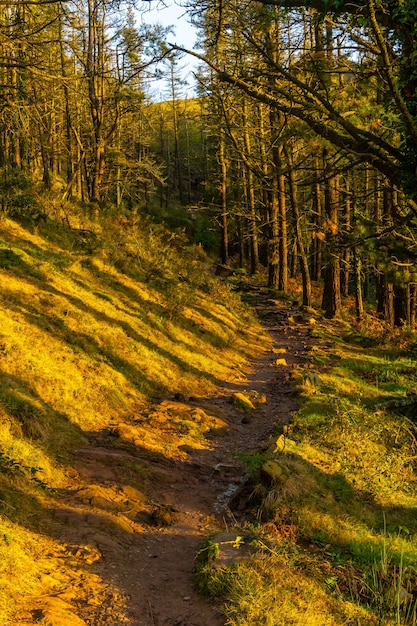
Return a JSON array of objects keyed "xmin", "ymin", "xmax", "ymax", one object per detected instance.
[
  {"xmin": 0, "ymin": 213, "xmax": 271, "ymax": 624},
  {"xmin": 3, "ymin": 213, "xmax": 417, "ymax": 626}
]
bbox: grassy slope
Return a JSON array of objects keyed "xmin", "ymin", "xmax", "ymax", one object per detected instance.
[
  {"xmin": 199, "ymin": 315, "xmax": 417, "ymax": 625},
  {"xmin": 4, "ymin": 210, "xmax": 417, "ymax": 626},
  {"xmin": 0, "ymin": 214, "xmax": 271, "ymax": 623}
]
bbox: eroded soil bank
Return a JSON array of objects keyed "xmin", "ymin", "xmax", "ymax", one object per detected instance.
[{"xmin": 21, "ymin": 297, "xmax": 321, "ymax": 626}]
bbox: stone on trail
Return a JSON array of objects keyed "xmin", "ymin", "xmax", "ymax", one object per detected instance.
[
  {"xmin": 232, "ymin": 392, "xmax": 256, "ymax": 412},
  {"xmin": 260, "ymin": 460, "xmax": 290, "ymax": 486},
  {"xmin": 275, "ymin": 358, "xmax": 288, "ymax": 366}
]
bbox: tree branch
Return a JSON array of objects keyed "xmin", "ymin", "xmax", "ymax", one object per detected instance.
[{"xmin": 172, "ymin": 43, "xmax": 403, "ymax": 183}]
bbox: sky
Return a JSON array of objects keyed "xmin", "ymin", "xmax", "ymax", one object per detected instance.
[{"xmin": 137, "ymin": 1, "xmax": 200, "ymax": 100}]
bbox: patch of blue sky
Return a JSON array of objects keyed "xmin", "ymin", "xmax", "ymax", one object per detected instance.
[{"xmin": 137, "ymin": 1, "xmax": 199, "ymax": 100}]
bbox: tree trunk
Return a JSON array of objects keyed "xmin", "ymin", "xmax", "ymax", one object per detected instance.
[
  {"xmin": 59, "ymin": 18, "xmax": 74, "ymax": 193},
  {"xmin": 353, "ymin": 247, "xmax": 364, "ymax": 322},
  {"xmin": 265, "ymin": 22, "xmax": 287, "ymax": 290},
  {"xmin": 277, "ymin": 156, "xmax": 288, "ymax": 291},
  {"xmin": 284, "ymin": 143, "xmax": 311, "ymax": 306},
  {"xmin": 377, "ymin": 273, "xmax": 394, "ymax": 326},
  {"xmin": 219, "ymin": 128, "xmax": 229, "ymax": 265},
  {"xmin": 170, "ymin": 61, "xmax": 184, "ymax": 203},
  {"xmin": 267, "ymin": 111, "xmax": 287, "ymax": 290},
  {"xmin": 321, "ymin": 149, "xmax": 341, "ymax": 318},
  {"xmin": 351, "ymin": 183, "xmax": 364, "ymax": 322},
  {"xmin": 410, "ymin": 284, "xmax": 417, "ymax": 328},
  {"xmin": 242, "ymin": 100, "xmax": 259, "ymax": 275},
  {"xmin": 341, "ymin": 177, "xmax": 351, "ymax": 297},
  {"xmin": 394, "ymin": 285, "xmax": 409, "ymax": 327},
  {"xmin": 311, "ymin": 155, "xmax": 323, "ymax": 281},
  {"xmin": 86, "ymin": 0, "xmax": 107, "ymax": 202}
]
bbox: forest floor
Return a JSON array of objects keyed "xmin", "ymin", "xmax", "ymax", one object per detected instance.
[{"xmin": 20, "ymin": 294, "xmax": 327, "ymax": 626}]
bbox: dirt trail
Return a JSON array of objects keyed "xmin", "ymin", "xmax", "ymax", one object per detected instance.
[{"xmin": 45, "ymin": 299, "xmax": 319, "ymax": 626}]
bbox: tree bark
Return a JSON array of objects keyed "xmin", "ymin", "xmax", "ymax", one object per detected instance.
[
  {"xmin": 242, "ymin": 99, "xmax": 259, "ymax": 274},
  {"xmin": 219, "ymin": 128, "xmax": 229, "ymax": 265},
  {"xmin": 311, "ymin": 155, "xmax": 323, "ymax": 281},
  {"xmin": 284, "ymin": 142, "xmax": 312, "ymax": 306},
  {"xmin": 321, "ymin": 148, "xmax": 341, "ymax": 318}
]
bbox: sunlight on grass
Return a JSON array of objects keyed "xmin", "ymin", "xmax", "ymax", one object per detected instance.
[
  {"xmin": 0, "ymin": 518, "xmax": 48, "ymax": 621},
  {"xmin": 199, "ymin": 542, "xmax": 379, "ymax": 626},
  {"xmin": 0, "ymin": 221, "xmax": 268, "ymax": 437},
  {"xmin": 0, "ymin": 514, "xmax": 128, "ymax": 625},
  {"xmin": 0, "ymin": 215, "xmax": 272, "ymax": 623},
  {"xmin": 199, "ymin": 315, "xmax": 417, "ymax": 625}
]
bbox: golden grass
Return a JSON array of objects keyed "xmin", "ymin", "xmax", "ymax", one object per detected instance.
[
  {"xmin": 202, "ymin": 547, "xmax": 379, "ymax": 626},
  {"xmin": 0, "ymin": 214, "xmax": 272, "ymax": 623},
  {"xmin": 0, "ymin": 218, "xmax": 268, "ymax": 434},
  {"xmin": 199, "ymin": 314, "xmax": 417, "ymax": 625},
  {"xmin": 0, "ymin": 515, "xmax": 112, "ymax": 625}
]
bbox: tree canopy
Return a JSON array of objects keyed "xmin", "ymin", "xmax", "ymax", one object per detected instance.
[{"xmin": 177, "ymin": 0, "xmax": 417, "ymax": 203}]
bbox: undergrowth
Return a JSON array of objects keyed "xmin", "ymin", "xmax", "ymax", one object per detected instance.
[{"xmin": 198, "ymin": 317, "xmax": 417, "ymax": 625}]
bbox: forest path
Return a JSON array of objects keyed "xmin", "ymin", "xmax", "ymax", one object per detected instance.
[{"xmin": 41, "ymin": 297, "xmax": 323, "ymax": 626}]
